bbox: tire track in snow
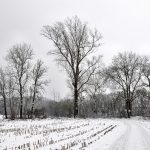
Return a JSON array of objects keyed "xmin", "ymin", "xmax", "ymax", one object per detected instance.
[
  {"xmin": 109, "ymin": 120, "xmax": 150, "ymax": 150},
  {"xmin": 108, "ymin": 120, "xmax": 130, "ymax": 150},
  {"xmin": 137, "ymin": 123, "xmax": 150, "ymax": 150}
]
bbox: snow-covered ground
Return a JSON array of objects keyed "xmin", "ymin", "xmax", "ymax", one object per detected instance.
[{"xmin": 0, "ymin": 117, "xmax": 150, "ymax": 150}]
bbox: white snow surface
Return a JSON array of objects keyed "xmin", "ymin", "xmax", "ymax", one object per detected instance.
[{"xmin": 0, "ymin": 117, "xmax": 150, "ymax": 150}]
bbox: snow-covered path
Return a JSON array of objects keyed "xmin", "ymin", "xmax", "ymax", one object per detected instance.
[{"xmin": 110, "ymin": 120, "xmax": 150, "ymax": 150}]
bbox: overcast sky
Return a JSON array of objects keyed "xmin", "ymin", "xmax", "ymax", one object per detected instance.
[{"xmin": 0, "ymin": 0, "xmax": 150, "ymax": 99}]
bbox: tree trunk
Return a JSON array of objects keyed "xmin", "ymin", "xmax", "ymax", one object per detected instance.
[
  {"xmin": 93, "ymin": 95, "xmax": 98, "ymax": 115},
  {"xmin": 19, "ymin": 76, "xmax": 23, "ymax": 119},
  {"xmin": 20, "ymin": 91, "xmax": 23, "ymax": 119},
  {"xmin": 126, "ymin": 100, "xmax": 132, "ymax": 118},
  {"xmin": 3, "ymin": 95, "xmax": 7, "ymax": 119},
  {"xmin": 129, "ymin": 100, "xmax": 132, "ymax": 116},
  {"xmin": 74, "ymin": 85, "xmax": 78, "ymax": 118}
]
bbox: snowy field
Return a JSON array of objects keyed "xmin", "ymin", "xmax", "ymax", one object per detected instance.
[{"xmin": 0, "ymin": 117, "xmax": 150, "ymax": 150}]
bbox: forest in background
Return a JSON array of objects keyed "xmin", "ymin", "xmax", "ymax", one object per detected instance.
[{"xmin": 1, "ymin": 16, "xmax": 150, "ymax": 119}]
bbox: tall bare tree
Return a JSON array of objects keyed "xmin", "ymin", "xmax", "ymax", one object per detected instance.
[
  {"xmin": 6, "ymin": 70, "xmax": 16, "ymax": 119},
  {"xmin": 42, "ymin": 16, "xmax": 102, "ymax": 117},
  {"xmin": 0, "ymin": 68, "xmax": 8, "ymax": 119},
  {"xmin": 6, "ymin": 43, "xmax": 33, "ymax": 119},
  {"xmin": 106, "ymin": 52, "xmax": 146, "ymax": 118},
  {"xmin": 30, "ymin": 59, "xmax": 47, "ymax": 118}
]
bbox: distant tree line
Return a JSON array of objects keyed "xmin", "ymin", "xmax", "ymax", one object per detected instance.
[{"xmin": 1, "ymin": 16, "xmax": 150, "ymax": 119}]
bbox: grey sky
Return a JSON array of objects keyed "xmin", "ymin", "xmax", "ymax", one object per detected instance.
[{"xmin": 0, "ymin": 0, "xmax": 150, "ymax": 99}]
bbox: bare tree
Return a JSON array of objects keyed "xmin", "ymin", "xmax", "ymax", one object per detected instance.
[
  {"xmin": 141, "ymin": 61, "xmax": 150, "ymax": 113},
  {"xmin": 0, "ymin": 68, "xmax": 8, "ymax": 119},
  {"xmin": 6, "ymin": 43, "xmax": 33, "ymax": 119},
  {"xmin": 142, "ymin": 62, "xmax": 150, "ymax": 90},
  {"xmin": 135, "ymin": 88, "xmax": 149, "ymax": 116},
  {"xmin": 85, "ymin": 68, "xmax": 105, "ymax": 114},
  {"xmin": 7, "ymin": 70, "xmax": 16, "ymax": 119},
  {"xmin": 30, "ymin": 59, "xmax": 48, "ymax": 118},
  {"xmin": 42, "ymin": 16, "xmax": 102, "ymax": 117},
  {"xmin": 106, "ymin": 52, "xmax": 146, "ymax": 118}
]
